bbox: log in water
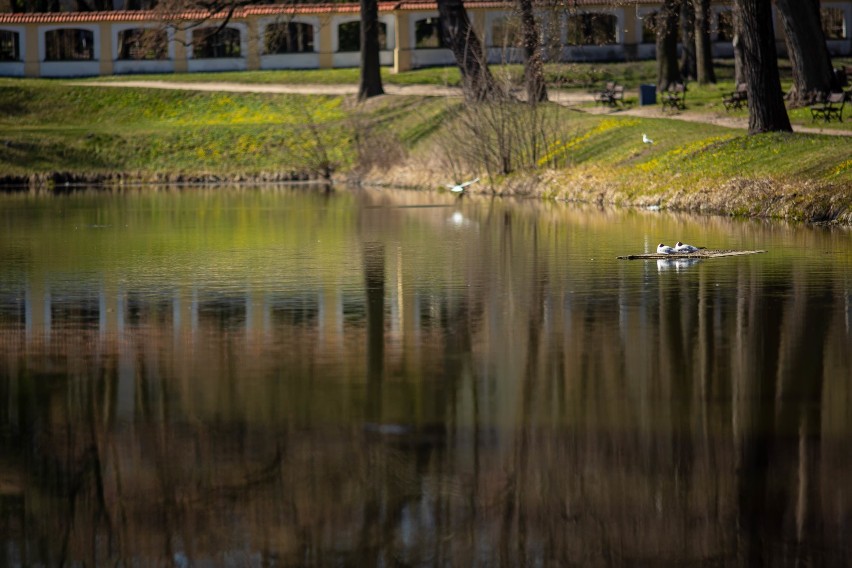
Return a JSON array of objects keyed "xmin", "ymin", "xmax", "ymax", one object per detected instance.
[{"xmin": 617, "ymin": 249, "xmax": 767, "ymax": 260}]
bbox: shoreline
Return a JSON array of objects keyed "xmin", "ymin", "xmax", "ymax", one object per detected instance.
[{"xmin": 4, "ymin": 167, "xmax": 848, "ymax": 226}]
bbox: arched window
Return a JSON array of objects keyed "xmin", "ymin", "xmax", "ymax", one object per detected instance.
[
  {"xmin": 192, "ymin": 27, "xmax": 241, "ymax": 59},
  {"xmin": 566, "ymin": 13, "xmax": 617, "ymax": 46},
  {"xmin": 0, "ymin": 30, "xmax": 20, "ymax": 61},
  {"xmin": 822, "ymin": 8, "xmax": 848, "ymax": 40},
  {"xmin": 265, "ymin": 22, "xmax": 315, "ymax": 54},
  {"xmin": 490, "ymin": 16, "xmax": 522, "ymax": 48},
  {"xmin": 117, "ymin": 28, "xmax": 168, "ymax": 60},
  {"xmin": 714, "ymin": 10, "xmax": 734, "ymax": 42},
  {"xmin": 45, "ymin": 29, "xmax": 94, "ymax": 61},
  {"xmin": 415, "ymin": 17, "xmax": 445, "ymax": 48},
  {"xmin": 337, "ymin": 21, "xmax": 387, "ymax": 52}
]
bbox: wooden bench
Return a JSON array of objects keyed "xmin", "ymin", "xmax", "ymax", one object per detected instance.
[
  {"xmin": 809, "ymin": 91, "xmax": 846, "ymax": 123},
  {"xmin": 661, "ymin": 83, "xmax": 687, "ymax": 111},
  {"xmin": 722, "ymin": 83, "xmax": 748, "ymax": 111},
  {"xmin": 594, "ymin": 82, "xmax": 625, "ymax": 107}
]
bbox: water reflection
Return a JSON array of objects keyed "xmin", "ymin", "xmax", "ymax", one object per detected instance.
[{"xmin": 0, "ymin": 187, "xmax": 851, "ymax": 566}]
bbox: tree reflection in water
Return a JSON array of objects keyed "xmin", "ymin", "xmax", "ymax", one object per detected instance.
[{"xmin": 0, "ymin": 187, "xmax": 850, "ymax": 566}]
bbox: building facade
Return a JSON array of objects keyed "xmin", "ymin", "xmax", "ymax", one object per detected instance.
[{"xmin": 0, "ymin": 1, "xmax": 849, "ymax": 78}]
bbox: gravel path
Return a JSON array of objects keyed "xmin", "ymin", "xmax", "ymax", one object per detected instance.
[{"xmin": 79, "ymin": 80, "xmax": 851, "ymax": 136}]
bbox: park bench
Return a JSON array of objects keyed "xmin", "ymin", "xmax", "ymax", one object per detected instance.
[
  {"xmin": 809, "ymin": 91, "xmax": 846, "ymax": 123},
  {"xmin": 661, "ymin": 83, "xmax": 687, "ymax": 111},
  {"xmin": 722, "ymin": 83, "xmax": 748, "ymax": 111},
  {"xmin": 594, "ymin": 82, "xmax": 625, "ymax": 107}
]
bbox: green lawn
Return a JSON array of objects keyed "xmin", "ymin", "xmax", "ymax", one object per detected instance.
[
  {"xmin": 1, "ymin": 73, "xmax": 850, "ymax": 204},
  {"xmin": 73, "ymin": 57, "xmax": 852, "ymax": 133}
]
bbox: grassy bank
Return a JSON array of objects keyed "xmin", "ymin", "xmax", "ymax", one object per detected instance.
[{"xmin": 1, "ymin": 76, "xmax": 850, "ymax": 223}]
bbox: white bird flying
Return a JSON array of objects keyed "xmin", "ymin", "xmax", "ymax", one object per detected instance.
[
  {"xmin": 674, "ymin": 241, "xmax": 703, "ymax": 253},
  {"xmin": 657, "ymin": 243, "xmax": 676, "ymax": 254},
  {"xmin": 447, "ymin": 177, "xmax": 480, "ymax": 193},
  {"xmin": 642, "ymin": 133, "xmax": 654, "ymax": 144}
]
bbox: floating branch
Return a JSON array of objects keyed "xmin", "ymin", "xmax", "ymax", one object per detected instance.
[{"xmin": 617, "ymin": 250, "xmax": 767, "ymax": 260}]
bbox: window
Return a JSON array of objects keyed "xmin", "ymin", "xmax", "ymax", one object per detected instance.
[
  {"xmin": 822, "ymin": 8, "xmax": 848, "ymax": 40},
  {"xmin": 0, "ymin": 30, "xmax": 19, "ymax": 61},
  {"xmin": 566, "ymin": 13, "xmax": 617, "ymax": 46},
  {"xmin": 415, "ymin": 17, "xmax": 445, "ymax": 49},
  {"xmin": 192, "ymin": 27, "xmax": 241, "ymax": 59},
  {"xmin": 337, "ymin": 21, "xmax": 387, "ymax": 52},
  {"xmin": 265, "ymin": 22, "xmax": 315, "ymax": 54},
  {"xmin": 338, "ymin": 21, "xmax": 360, "ymax": 52},
  {"xmin": 641, "ymin": 12, "xmax": 658, "ymax": 44},
  {"xmin": 490, "ymin": 16, "xmax": 522, "ymax": 48},
  {"xmin": 117, "ymin": 28, "xmax": 167, "ymax": 60},
  {"xmin": 715, "ymin": 9, "xmax": 734, "ymax": 42},
  {"xmin": 45, "ymin": 29, "xmax": 94, "ymax": 61}
]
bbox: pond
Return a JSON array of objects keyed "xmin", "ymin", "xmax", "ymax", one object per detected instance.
[{"xmin": 0, "ymin": 186, "xmax": 850, "ymax": 566}]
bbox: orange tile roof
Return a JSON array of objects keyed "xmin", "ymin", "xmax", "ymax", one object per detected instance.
[{"xmin": 0, "ymin": 0, "xmax": 666, "ymax": 25}]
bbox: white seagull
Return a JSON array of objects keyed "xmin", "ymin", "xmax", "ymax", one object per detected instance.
[
  {"xmin": 642, "ymin": 133, "xmax": 654, "ymax": 144},
  {"xmin": 674, "ymin": 241, "xmax": 703, "ymax": 253},
  {"xmin": 447, "ymin": 177, "xmax": 480, "ymax": 193},
  {"xmin": 657, "ymin": 243, "xmax": 676, "ymax": 254}
]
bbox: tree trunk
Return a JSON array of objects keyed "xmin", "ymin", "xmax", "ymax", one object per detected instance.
[
  {"xmin": 680, "ymin": 0, "xmax": 696, "ymax": 81},
  {"xmin": 656, "ymin": 0, "xmax": 682, "ymax": 91},
  {"xmin": 518, "ymin": 0, "xmax": 547, "ymax": 103},
  {"xmin": 358, "ymin": 0, "xmax": 385, "ymax": 100},
  {"xmin": 775, "ymin": 0, "xmax": 838, "ymax": 104},
  {"xmin": 693, "ymin": 0, "xmax": 716, "ymax": 84},
  {"xmin": 437, "ymin": 0, "xmax": 504, "ymax": 102},
  {"xmin": 732, "ymin": 6, "xmax": 746, "ymax": 85},
  {"xmin": 734, "ymin": 0, "xmax": 792, "ymax": 133}
]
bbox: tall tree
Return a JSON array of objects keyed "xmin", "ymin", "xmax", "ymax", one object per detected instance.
[
  {"xmin": 774, "ymin": 0, "xmax": 838, "ymax": 103},
  {"xmin": 518, "ymin": 0, "xmax": 547, "ymax": 103},
  {"xmin": 358, "ymin": 0, "xmax": 385, "ymax": 100},
  {"xmin": 437, "ymin": 0, "xmax": 503, "ymax": 102},
  {"xmin": 734, "ymin": 0, "xmax": 791, "ymax": 133},
  {"xmin": 693, "ymin": 0, "xmax": 716, "ymax": 84},
  {"xmin": 732, "ymin": 6, "xmax": 746, "ymax": 85},
  {"xmin": 655, "ymin": 0, "xmax": 682, "ymax": 91},
  {"xmin": 679, "ymin": 0, "xmax": 696, "ymax": 81}
]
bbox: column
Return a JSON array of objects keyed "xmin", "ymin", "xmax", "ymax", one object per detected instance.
[
  {"xmin": 393, "ymin": 11, "xmax": 412, "ymax": 73},
  {"xmin": 24, "ymin": 24, "xmax": 39, "ymax": 77},
  {"xmin": 174, "ymin": 27, "xmax": 188, "ymax": 73},
  {"xmin": 99, "ymin": 22, "xmax": 114, "ymax": 75},
  {"xmin": 318, "ymin": 14, "xmax": 334, "ymax": 69}
]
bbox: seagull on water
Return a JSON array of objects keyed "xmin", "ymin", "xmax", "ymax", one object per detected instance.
[
  {"xmin": 447, "ymin": 177, "xmax": 480, "ymax": 193},
  {"xmin": 674, "ymin": 241, "xmax": 703, "ymax": 253},
  {"xmin": 642, "ymin": 133, "xmax": 654, "ymax": 144},
  {"xmin": 657, "ymin": 243, "xmax": 676, "ymax": 254}
]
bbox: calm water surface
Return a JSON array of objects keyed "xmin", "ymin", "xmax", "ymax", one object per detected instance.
[{"xmin": 1, "ymin": 187, "xmax": 851, "ymax": 566}]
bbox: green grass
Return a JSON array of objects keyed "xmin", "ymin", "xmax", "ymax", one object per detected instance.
[
  {"xmin": 0, "ymin": 79, "xmax": 459, "ymax": 176},
  {"xmin": 1, "ymin": 74, "xmax": 850, "ymax": 215},
  {"xmin": 73, "ymin": 56, "xmax": 852, "ymax": 133}
]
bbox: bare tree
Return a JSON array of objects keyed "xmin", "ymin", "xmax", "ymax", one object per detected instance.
[
  {"xmin": 775, "ymin": 0, "xmax": 838, "ymax": 104},
  {"xmin": 733, "ymin": 0, "xmax": 792, "ymax": 133}
]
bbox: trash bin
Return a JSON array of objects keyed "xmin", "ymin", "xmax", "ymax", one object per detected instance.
[{"xmin": 639, "ymin": 84, "xmax": 657, "ymax": 106}]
